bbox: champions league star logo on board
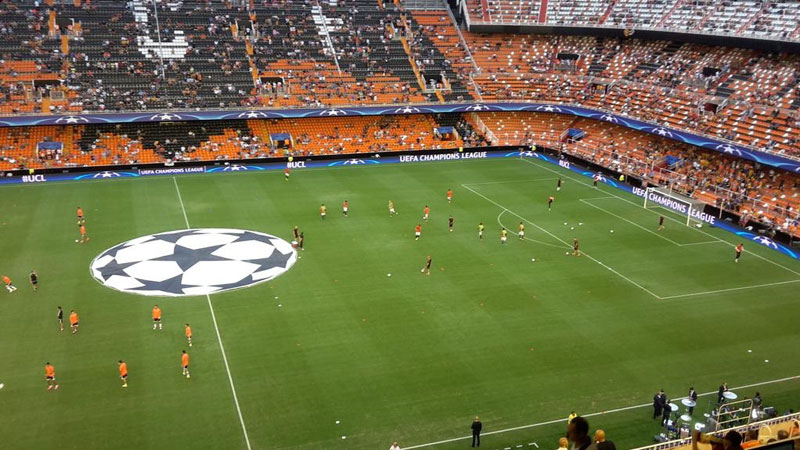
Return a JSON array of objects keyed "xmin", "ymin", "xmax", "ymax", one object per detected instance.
[
  {"xmin": 599, "ymin": 114, "xmax": 619, "ymax": 123},
  {"xmin": 237, "ymin": 111, "xmax": 269, "ymax": 119},
  {"xmin": 55, "ymin": 115, "xmax": 90, "ymax": 124},
  {"xmin": 343, "ymin": 159, "xmax": 366, "ymax": 165},
  {"xmin": 94, "ymin": 171, "xmax": 122, "ymax": 178},
  {"xmin": 90, "ymin": 229, "xmax": 297, "ymax": 296},
  {"xmin": 716, "ymin": 144, "xmax": 742, "ymax": 156},
  {"xmin": 319, "ymin": 109, "xmax": 346, "ymax": 116},
  {"xmin": 651, "ymin": 127, "xmax": 673, "ymax": 138},
  {"xmin": 535, "ymin": 105, "xmax": 562, "ymax": 113},
  {"xmin": 751, "ymin": 235, "xmax": 779, "ymax": 249},
  {"xmin": 222, "ymin": 165, "xmax": 248, "ymax": 172},
  {"xmin": 394, "ymin": 106, "xmax": 421, "ymax": 114},
  {"xmin": 465, "ymin": 104, "xmax": 490, "ymax": 111},
  {"xmin": 150, "ymin": 113, "xmax": 183, "ymax": 121}
]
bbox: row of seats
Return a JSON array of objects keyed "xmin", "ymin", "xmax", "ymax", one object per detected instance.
[
  {"xmin": 471, "ymin": 0, "xmax": 800, "ymax": 41},
  {"xmin": 0, "ymin": 114, "xmax": 481, "ymax": 170},
  {"xmin": 461, "ymin": 32, "xmax": 800, "ymax": 158},
  {"xmin": 0, "ymin": 2, "xmax": 799, "ymax": 162}
]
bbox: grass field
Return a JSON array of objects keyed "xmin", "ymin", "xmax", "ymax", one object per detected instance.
[{"xmin": 1, "ymin": 157, "xmax": 799, "ymax": 450}]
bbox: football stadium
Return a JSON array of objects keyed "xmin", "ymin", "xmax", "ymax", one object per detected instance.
[{"xmin": 1, "ymin": 1, "xmax": 800, "ymax": 449}]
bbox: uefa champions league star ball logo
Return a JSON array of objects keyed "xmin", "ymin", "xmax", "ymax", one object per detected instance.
[{"xmin": 90, "ymin": 229, "xmax": 297, "ymax": 296}]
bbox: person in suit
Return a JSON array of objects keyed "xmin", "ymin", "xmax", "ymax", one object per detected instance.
[
  {"xmin": 659, "ymin": 390, "xmax": 668, "ymax": 416},
  {"xmin": 662, "ymin": 399, "xmax": 672, "ymax": 427},
  {"xmin": 718, "ymin": 382, "xmax": 728, "ymax": 404},
  {"xmin": 471, "ymin": 416, "xmax": 482, "ymax": 447},
  {"xmin": 688, "ymin": 387, "xmax": 698, "ymax": 416},
  {"xmin": 653, "ymin": 391, "xmax": 663, "ymax": 419}
]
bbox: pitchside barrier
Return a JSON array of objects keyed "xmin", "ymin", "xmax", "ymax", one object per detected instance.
[
  {"xmin": 630, "ymin": 412, "xmax": 800, "ymax": 450},
  {"xmin": 1, "ymin": 146, "xmax": 797, "ymax": 260}
]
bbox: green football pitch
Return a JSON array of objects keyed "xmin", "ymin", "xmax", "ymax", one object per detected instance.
[{"xmin": 1, "ymin": 157, "xmax": 799, "ymax": 450}]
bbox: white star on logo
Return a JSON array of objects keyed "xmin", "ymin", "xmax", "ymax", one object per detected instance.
[
  {"xmin": 600, "ymin": 114, "xmax": 618, "ymax": 123},
  {"xmin": 321, "ymin": 109, "xmax": 344, "ymax": 116},
  {"xmin": 717, "ymin": 144, "xmax": 740, "ymax": 155},
  {"xmin": 467, "ymin": 104, "xmax": 489, "ymax": 111},
  {"xmin": 653, "ymin": 128, "xmax": 672, "ymax": 137},
  {"xmin": 536, "ymin": 105, "xmax": 560, "ymax": 112},
  {"xmin": 56, "ymin": 115, "xmax": 89, "ymax": 124},
  {"xmin": 395, "ymin": 107, "xmax": 420, "ymax": 114},
  {"xmin": 753, "ymin": 236, "xmax": 778, "ymax": 248},
  {"xmin": 151, "ymin": 113, "xmax": 182, "ymax": 121},
  {"xmin": 99, "ymin": 171, "xmax": 119, "ymax": 178},
  {"xmin": 238, "ymin": 111, "xmax": 267, "ymax": 119}
]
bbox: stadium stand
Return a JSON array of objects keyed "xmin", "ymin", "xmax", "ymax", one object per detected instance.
[
  {"xmin": 461, "ymin": 32, "xmax": 800, "ymax": 158},
  {"xmin": 465, "ymin": 0, "xmax": 800, "ymax": 43},
  {"xmin": 0, "ymin": 0, "xmax": 798, "ymax": 235},
  {"xmin": 0, "ymin": 114, "xmax": 483, "ymax": 168},
  {"xmin": 472, "ymin": 111, "xmax": 800, "ymax": 236}
]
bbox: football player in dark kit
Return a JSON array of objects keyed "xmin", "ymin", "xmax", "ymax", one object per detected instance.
[
  {"xmin": 30, "ymin": 269, "xmax": 38, "ymax": 291},
  {"xmin": 421, "ymin": 255, "xmax": 432, "ymax": 275},
  {"xmin": 658, "ymin": 215, "xmax": 665, "ymax": 231},
  {"xmin": 448, "ymin": 216, "xmax": 454, "ymax": 232}
]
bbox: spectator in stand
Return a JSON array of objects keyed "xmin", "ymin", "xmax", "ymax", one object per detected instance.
[
  {"xmin": 789, "ymin": 419, "xmax": 800, "ymax": 438},
  {"xmin": 594, "ymin": 430, "xmax": 616, "ymax": 450},
  {"xmin": 567, "ymin": 416, "xmax": 598, "ymax": 450}
]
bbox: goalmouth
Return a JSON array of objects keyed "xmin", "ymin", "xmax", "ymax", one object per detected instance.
[{"xmin": 643, "ymin": 187, "xmax": 708, "ymax": 227}]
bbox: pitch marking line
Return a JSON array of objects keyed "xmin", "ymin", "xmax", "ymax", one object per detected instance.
[
  {"xmin": 497, "ymin": 210, "xmax": 570, "ymax": 249},
  {"xmin": 462, "ymin": 183, "xmax": 662, "ymax": 299},
  {"xmin": 579, "ymin": 198, "xmax": 718, "ymax": 247},
  {"xmin": 660, "ymin": 278, "xmax": 800, "ymax": 300},
  {"xmin": 579, "ymin": 198, "xmax": 683, "ymax": 246},
  {"xmin": 173, "ymin": 177, "xmax": 253, "ymax": 450},
  {"xmin": 463, "ymin": 177, "xmax": 559, "ymax": 186},
  {"xmin": 519, "ymin": 158, "xmax": 800, "ymax": 277},
  {"xmin": 403, "ymin": 375, "xmax": 800, "ymax": 449}
]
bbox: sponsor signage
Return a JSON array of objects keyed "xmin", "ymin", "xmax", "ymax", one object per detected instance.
[
  {"xmin": 21, "ymin": 174, "xmax": 47, "ymax": 183},
  {"xmin": 630, "ymin": 187, "xmax": 716, "ymax": 225},
  {"xmin": 139, "ymin": 166, "xmax": 206, "ymax": 176},
  {"xmin": 398, "ymin": 151, "xmax": 488, "ymax": 163},
  {"xmin": 90, "ymin": 228, "xmax": 297, "ymax": 296}
]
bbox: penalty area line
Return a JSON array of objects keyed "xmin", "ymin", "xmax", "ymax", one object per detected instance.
[
  {"xmin": 172, "ymin": 177, "xmax": 253, "ymax": 450},
  {"xmin": 520, "ymin": 158, "xmax": 800, "ymax": 277},
  {"xmin": 497, "ymin": 210, "xmax": 569, "ymax": 249},
  {"xmin": 463, "ymin": 184, "xmax": 661, "ymax": 299},
  {"xmin": 402, "ymin": 375, "xmax": 800, "ymax": 449},
  {"xmin": 660, "ymin": 278, "xmax": 800, "ymax": 300},
  {"xmin": 463, "ymin": 177, "xmax": 559, "ymax": 186}
]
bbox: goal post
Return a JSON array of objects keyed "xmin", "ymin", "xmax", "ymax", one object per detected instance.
[{"xmin": 643, "ymin": 187, "xmax": 707, "ymax": 227}]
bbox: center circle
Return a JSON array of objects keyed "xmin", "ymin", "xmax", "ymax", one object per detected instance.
[{"xmin": 90, "ymin": 228, "xmax": 298, "ymax": 297}]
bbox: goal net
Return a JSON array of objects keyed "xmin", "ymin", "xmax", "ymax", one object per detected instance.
[{"xmin": 643, "ymin": 187, "xmax": 707, "ymax": 227}]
